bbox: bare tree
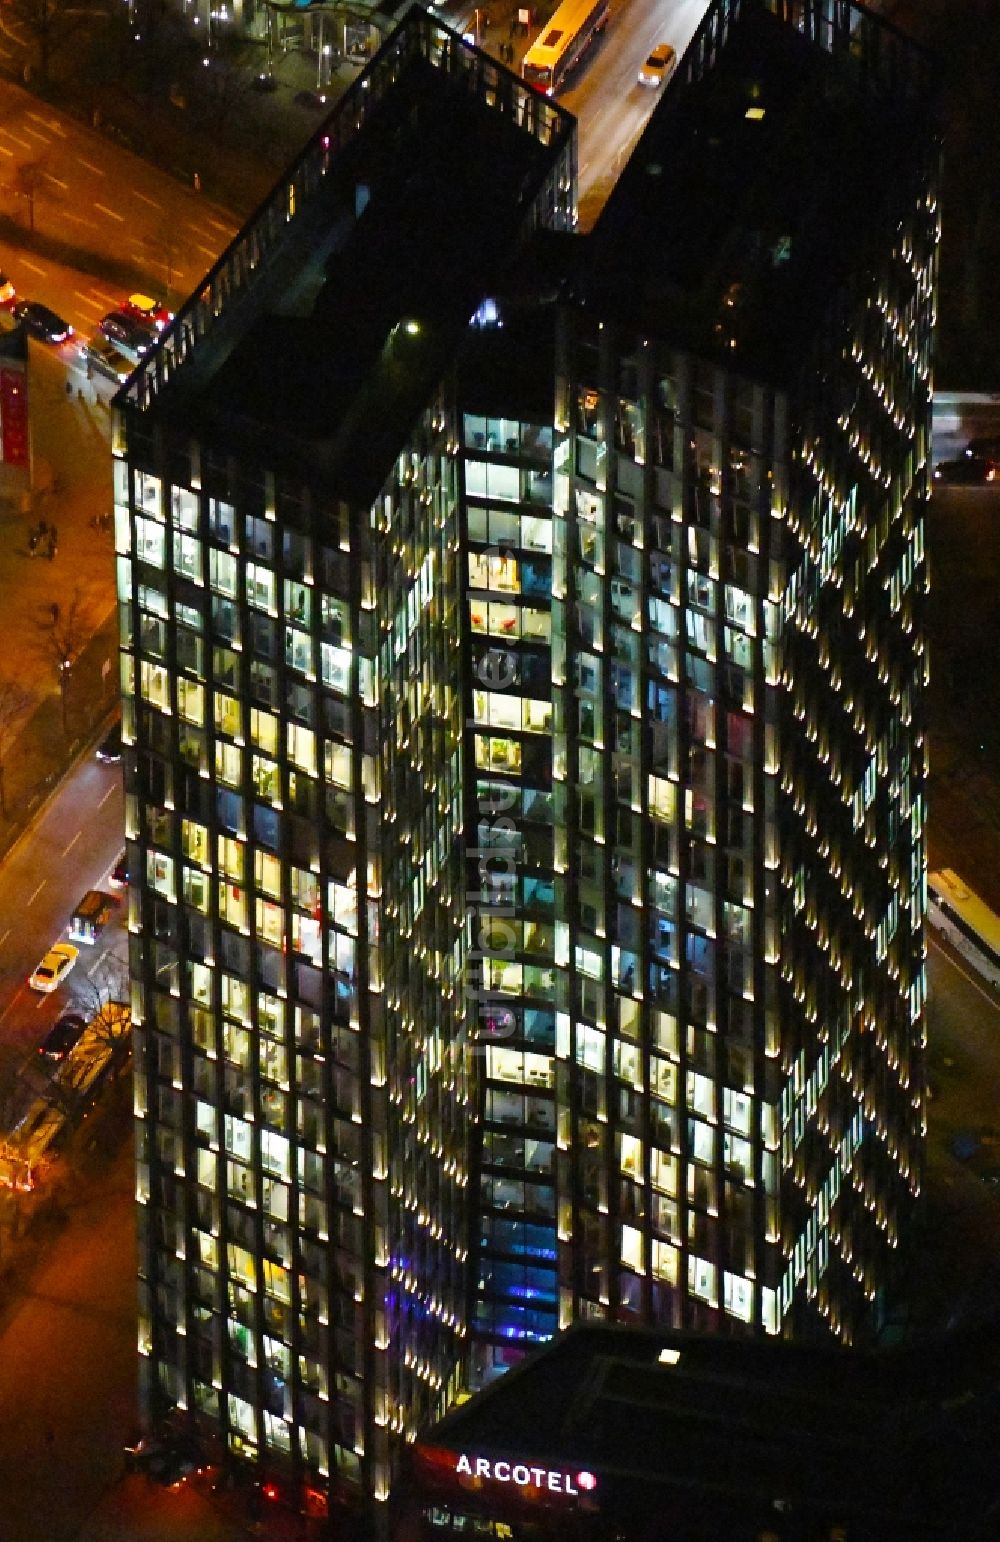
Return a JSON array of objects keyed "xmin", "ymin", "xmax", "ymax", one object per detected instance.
[
  {"xmin": 9, "ymin": 0, "xmax": 80, "ymax": 84},
  {"xmin": 142, "ymin": 216, "xmax": 184, "ymax": 291},
  {"xmin": 73, "ymin": 951, "xmax": 132, "ymax": 1079},
  {"xmin": 0, "ymin": 677, "xmax": 34, "ymax": 819},
  {"xmin": 24, "ymin": 953, "xmax": 131, "ymax": 1123},
  {"xmin": 14, "ymin": 158, "xmax": 52, "ymax": 233},
  {"xmin": 37, "ymin": 591, "xmax": 91, "ymax": 735}
]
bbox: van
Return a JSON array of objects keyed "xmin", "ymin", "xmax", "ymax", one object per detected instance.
[{"xmin": 68, "ymin": 889, "xmax": 117, "ymax": 945}]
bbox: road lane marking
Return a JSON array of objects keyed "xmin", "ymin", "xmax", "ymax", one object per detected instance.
[
  {"xmin": 205, "ymin": 218, "xmax": 231, "ymax": 234},
  {"xmin": 23, "ymin": 259, "xmax": 46, "ymax": 277},
  {"xmin": 0, "ymin": 146, "xmax": 12, "ymax": 158},
  {"xmin": 28, "ymin": 880, "xmax": 46, "ymax": 904},
  {"xmin": 28, "ymin": 112, "xmax": 65, "ymax": 137},
  {"xmin": 134, "ymin": 190, "xmax": 162, "ymax": 209},
  {"xmin": 74, "ymin": 290, "xmax": 102, "ymax": 308},
  {"xmin": 0, "ymin": 928, "xmax": 9, "ymax": 945},
  {"xmin": 77, "ymin": 156, "xmax": 105, "ymax": 175},
  {"xmin": 62, "ymin": 831, "xmax": 81, "ymax": 857},
  {"xmin": 44, "ymin": 172, "xmax": 68, "ymax": 189},
  {"xmin": 195, "ymin": 244, "xmax": 219, "ymax": 260},
  {"xmin": 98, "ymin": 783, "xmax": 117, "ymax": 808},
  {"xmin": 87, "ymin": 947, "xmax": 110, "ymax": 978},
  {"xmin": 94, "ymin": 202, "xmax": 125, "ymax": 223},
  {"xmin": 6, "ymin": 133, "xmax": 32, "ymax": 150},
  {"xmin": 0, "ymin": 986, "xmax": 23, "ymax": 1025},
  {"xmin": 23, "ymin": 126, "xmax": 50, "ymax": 143}
]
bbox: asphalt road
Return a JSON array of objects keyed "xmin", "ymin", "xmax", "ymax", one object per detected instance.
[
  {"xmin": 0, "ymin": 747, "xmax": 125, "ymax": 1064},
  {"xmin": 0, "ymin": 79, "xmax": 237, "ymax": 348},
  {"xmin": 919, "ymin": 932, "xmax": 1000, "ymax": 1328},
  {"xmin": 564, "ymin": 0, "xmax": 711, "ymax": 226}
]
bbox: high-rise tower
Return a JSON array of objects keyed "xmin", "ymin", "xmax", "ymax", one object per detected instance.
[
  {"xmin": 115, "ymin": 16, "xmax": 574, "ymax": 1521},
  {"xmin": 115, "ymin": 0, "xmax": 936, "ymax": 1527}
]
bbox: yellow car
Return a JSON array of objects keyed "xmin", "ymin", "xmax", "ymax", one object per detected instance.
[
  {"xmin": 29, "ymin": 941, "xmax": 80, "ymax": 994},
  {"xmin": 638, "ymin": 43, "xmax": 677, "ymax": 88}
]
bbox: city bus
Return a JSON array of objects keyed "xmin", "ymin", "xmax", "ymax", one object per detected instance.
[
  {"xmin": 927, "ymin": 868, "xmax": 1000, "ymax": 987},
  {"xmin": 521, "ymin": 0, "xmax": 610, "ymax": 95}
]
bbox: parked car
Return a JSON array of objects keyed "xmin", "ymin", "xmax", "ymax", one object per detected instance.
[
  {"xmin": 933, "ymin": 456, "xmax": 994, "ymax": 484},
  {"xmin": 124, "ymin": 1433, "xmax": 205, "ymax": 1486},
  {"xmin": 29, "ymin": 941, "xmax": 79, "ymax": 994},
  {"xmin": 97, "ymin": 722, "xmax": 123, "ymax": 763},
  {"xmin": 82, "ymin": 336, "xmax": 133, "ymax": 386},
  {"xmin": 965, "ymin": 436, "xmax": 1000, "ymax": 463},
  {"xmin": 122, "ymin": 292, "xmax": 174, "ymax": 332},
  {"xmin": 68, "ymin": 889, "xmax": 118, "ymax": 945},
  {"xmin": 98, "ymin": 310, "xmax": 157, "ymax": 361},
  {"xmin": 38, "ymin": 1013, "xmax": 86, "ymax": 1061},
  {"xmin": 109, "ymin": 849, "xmax": 129, "ymax": 888},
  {"xmin": 638, "ymin": 42, "xmax": 677, "ymax": 87},
  {"xmin": 0, "ymin": 271, "xmax": 15, "ymax": 305},
  {"xmin": 11, "ymin": 300, "xmax": 74, "ymax": 344}
]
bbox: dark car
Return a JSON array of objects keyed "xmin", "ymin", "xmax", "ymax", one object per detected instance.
[
  {"xmin": 124, "ymin": 1433, "xmax": 204, "ymax": 1485},
  {"xmin": 11, "ymin": 300, "xmax": 74, "ymax": 344},
  {"xmin": 97, "ymin": 723, "xmax": 123, "ymax": 763},
  {"xmin": 933, "ymin": 457, "xmax": 994, "ymax": 485},
  {"xmin": 39, "ymin": 1012, "xmax": 86, "ymax": 1061},
  {"xmin": 965, "ymin": 436, "xmax": 1000, "ymax": 462},
  {"xmin": 109, "ymin": 849, "xmax": 129, "ymax": 888},
  {"xmin": 98, "ymin": 310, "xmax": 157, "ymax": 361},
  {"xmin": 294, "ymin": 88, "xmax": 329, "ymax": 108}
]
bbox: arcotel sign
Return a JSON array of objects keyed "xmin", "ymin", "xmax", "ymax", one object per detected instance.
[{"xmin": 454, "ymin": 1453, "xmax": 598, "ymax": 1496}]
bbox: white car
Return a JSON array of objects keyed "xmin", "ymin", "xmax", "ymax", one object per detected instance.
[
  {"xmin": 638, "ymin": 42, "xmax": 677, "ymax": 88},
  {"xmin": 29, "ymin": 941, "xmax": 80, "ymax": 994}
]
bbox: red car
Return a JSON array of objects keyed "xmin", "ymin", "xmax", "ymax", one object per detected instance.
[{"xmin": 122, "ymin": 292, "xmax": 174, "ymax": 332}]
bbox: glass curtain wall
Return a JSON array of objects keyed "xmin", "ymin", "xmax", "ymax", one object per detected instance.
[
  {"xmin": 462, "ymin": 409, "xmax": 561, "ymax": 1380},
  {"xmin": 116, "ymin": 391, "xmax": 469, "ymax": 1514}
]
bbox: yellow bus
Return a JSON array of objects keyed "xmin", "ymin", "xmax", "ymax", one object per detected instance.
[
  {"xmin": 521, "ymin": 0, "xmax": 610, "ymax": 95},
  {"xmin": 928, "ymin": 869, "xmax": 1000, "ymax": 987}
]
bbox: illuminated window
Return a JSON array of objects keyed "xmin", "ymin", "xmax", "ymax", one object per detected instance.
[
  {"xmin": 724, "ymin": 1272, "xmax": 753, "ymax": 1322},
  {"xmin": 136, "ymin": 515, "xmax": 165, "ymax": 568},
  {"xmin": 177, "ymin": 678, "xmax": 204, "ymax": 726},
  {"xmin": 214, "ymin": 692, "xmax": 241, "ymax": 738},
  {"xmin": 688, "ymin": 1255, "xmax": 717, "ymax": 1306},
  {"xmin": 140, "ymin": 660, "xmax": 169, "ymax": 711}
]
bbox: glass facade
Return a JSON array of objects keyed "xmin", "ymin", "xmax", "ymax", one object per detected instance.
[
  {"xmin": 114, "ymin": 6, "xmax": 578, "ymax": 1528},
  {"xmin": 114, "ymin": 0, "xmax": 937, "ymax": 1528},
  {"xmin": 461, "ymin": 409, "xmax": 560, "ymax": 1376},
  {"xmin": 544, "ymin": 152, "xmax": 936, "ymax": 1346},
  {"xmin": 117, "ymin": 399, "xmax": 468, "ymax": 1504}
]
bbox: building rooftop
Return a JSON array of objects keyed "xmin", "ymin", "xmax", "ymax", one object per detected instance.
[
  {"xmin": 586, "ymin": 0, "xmax": 935, "ymax": 382},
  {"xmin": 124, "ymin": 9, "xmax": 574, "ymax": 505},
  {"xmin": 413, "ymin": 1321, "xmax": 1000, "ymax": 1538}
]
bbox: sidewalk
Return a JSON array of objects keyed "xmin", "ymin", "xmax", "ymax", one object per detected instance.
[{"xmin": 0, "ymin": 353, "xmax": 118, "ymax": 862}]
